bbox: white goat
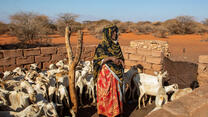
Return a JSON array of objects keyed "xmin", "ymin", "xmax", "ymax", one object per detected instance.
[
  {"xmin": 75, "ymin": 61, "xmax": 92, "ymax": 105},
  {"xmin": 170, "ymin": 88, "xmax": 192, "ymax": 101},
  {"xmin": 37, "ymin": 101, "xmax": 59, "ymax": 117},
  {"xmin": 133, "ymin": 71, "xmax": 168, "ymax": 109},
  {"xmin": 3, "ymin": 71, "xmax": 12, "ymax": 80},
  {"xmin": 57, "ymin": 84, "xmax": 70, "ymax": 107},
  {"xmin": 164, "ymin": 83, "xmax": 179, "ymax": 93},
  {"xmin": 83, "ymin": 74, "xmax": 96, "ymax": 104},
  {"xmin": 56, "ymin": 60, "xmax": 69, "ymax": 70},
  {"xmin": 10, "ymin": 103, "xmax": 41, "ymax": 117},
  {"xmin": 12, "ymin": 67, "xmax": 26, "ymax": 76},
  {"xmin": 8, "ymin": 90, "xmax": 35, "ymax": 111}
]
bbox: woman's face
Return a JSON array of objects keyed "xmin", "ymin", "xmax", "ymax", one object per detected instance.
[{"xmin": 111, "ymin": 31, "xmax": 117, "ymax": 41}]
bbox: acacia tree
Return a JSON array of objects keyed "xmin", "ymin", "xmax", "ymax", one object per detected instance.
[
  {"xmin": 9, "ymin": 12, "xmax": 53, "ymax": 44},
  {"xmin": 176, "ymin": 16, "xmax": 196, "ymax": 34},
  {"xmin": 65, "ymin": 26, "xmax": 83, "ymax": 116},
  {"xmin": 56, "ymin": 13, "xmax": 82, "ymax": 36}
]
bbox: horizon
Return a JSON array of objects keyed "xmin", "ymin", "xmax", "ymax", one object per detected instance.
[{"xmin": 0, "ymin": 0, "xmax": 208, "ymax": 23}]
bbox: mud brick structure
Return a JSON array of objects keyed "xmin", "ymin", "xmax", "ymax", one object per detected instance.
[
  {"xmin": 0, "ymin": 40, "xmax": 169, "ymax": 74},
  {"xmin": 0, "ymin": 45, "xmax": 96, "ymax": 71},
  {"xmin": 146, "ymin": 55, "xmax": 208, "ymax": 117},
  {"xmin": 197, "ymin": 55, "xmax": 208, "ymax": 86},
  {"xmin": 122, "ymin": 40, "xmax": 169, "ymax": 75}
]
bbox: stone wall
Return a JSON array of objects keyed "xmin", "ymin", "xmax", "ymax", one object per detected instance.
[
  {"xmin": 122, "ymin": 40, "xmax": 169, "ymax": 74},
  {"xmin": 0, "ymin": 45, "xmax": 96, "ymax": 71},
  {"xmin": 146, "ymin": 55, "xmax": 208, "ymax": 117},
  {"xmin": 0, "ymin": 40, "xmax": 168, "ymax": 73},
  {"xmin": 146, "ymin": 86, "xmax": 208, "ymax": 117},
  {"xmin": 197, "ymin": 55, "xmax": 208, "ymax": 86}
]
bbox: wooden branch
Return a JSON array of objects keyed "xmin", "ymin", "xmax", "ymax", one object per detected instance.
[
  {"xmin": 65, "ymin": 26, "xmax": 84, "ymax": 116},
  {"xmin": 65, "ymin": 26, "xmax": 73, "ymax": 65},
  {"xmin": 74, "ymin": 30, "xmax": 83, "ymax": 67}
]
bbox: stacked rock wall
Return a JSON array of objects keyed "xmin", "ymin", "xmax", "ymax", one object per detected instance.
[
  {"xmin": 122, "ymin": 40, "xmax": 169, "ymax": 74},
  {"xmin": 0, "ymin": 45, "xmax": 96, "ymax": 71},
  {"xmin": 197, "ymin": 55, "xmax": 208, "ymax": 86}
]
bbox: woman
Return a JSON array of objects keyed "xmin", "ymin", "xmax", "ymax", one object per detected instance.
[{"xmin": 93, "ymin": 25, "xmax": 124, "ymax": 117}]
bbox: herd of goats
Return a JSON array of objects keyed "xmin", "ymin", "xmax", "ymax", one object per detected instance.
[{"xmin": 0, "ymin": 59, "xmax": 199, "ymax": 117}]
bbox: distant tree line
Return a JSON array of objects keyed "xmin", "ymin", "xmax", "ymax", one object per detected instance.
[{"xmin": 0, "ymin": 12, "xmax": 208, "ymax": 44}]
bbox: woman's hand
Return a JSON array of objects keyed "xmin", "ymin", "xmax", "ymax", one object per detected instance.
[
  {"xmin": 111, "ymin": 57, "xmax": 124, "ymax": 66},
  {"xmin": 103, "ymin": 57, "xmax": 124, "ymax": 66}
]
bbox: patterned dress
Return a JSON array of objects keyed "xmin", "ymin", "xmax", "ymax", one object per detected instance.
[{"xmin": 93, "ymin": 25, "xmax": 124, "ymax": 117}]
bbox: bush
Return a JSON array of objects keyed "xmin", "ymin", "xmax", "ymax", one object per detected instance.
[
  {"xmin": 85, "ymin": 19, "xmax": 112, "ymax": 39},
  {"xmin": 117, "ymin": 21, "xmax": 135, "ymax": 33},
  {"xmin": 117, "ymin": 22, "xmax": 129, "ymax": 33},
  {"xmin": 153, "ymin": 26, "xmax": 169, "ymax": 38},
  {"xmin": 164, "ymin": 16, "xmax": 197, "ymax": 34},
  {"xmin": 193, "ymin": 22, "xmax": 208, "ymax": 34},
  {"xmin": 202, "ymin": 18, "xmax": 208, "ymax": 26},
  {"xmin": 0, "ymin": 21, "xmax": 9, "ymax": 35},
  {"xmin": 112, "ymin": 20, "xmax": 121, "ymax": 25},
  {"xmin": 9, "ymin": 12, "xmax": 54, "ymax": 44},
  {"xmin": 136, "ymin": 22, "xmax": 155, "ymax": 34}
]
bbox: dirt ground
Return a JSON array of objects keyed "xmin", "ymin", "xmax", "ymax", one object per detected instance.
[{"xmin": 0, "ymin": 32, "xmax": 208, "ymax": 117}]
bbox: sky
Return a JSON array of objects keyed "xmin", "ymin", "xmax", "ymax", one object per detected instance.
[{"xmin": 0, "ymin": 0, "xmax": 207, "ymax": 23}]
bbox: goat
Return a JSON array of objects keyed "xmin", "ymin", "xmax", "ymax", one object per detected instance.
[
  {"xmin": 7, "ymin": 90, "xmax": 36, "ymax": 111},
  {"xmin": 57, "ymin": 84, "xmax": 70, "ymax": 108},
  {"xmin": 83, "ymin": 74, "xmax": 96, "ymax": 104},
  {"xmin": 170, "ymin": 88, "xmax": 192, "ymax": 101},
  {"xmin": 133, "ymin": 71, "xmax": 168, "ymax": 109},
  {"xmin": 164, "ymin": 83, "xmax": 179, "ymax": 93},
  {"xmin": 9, "ymin": 103, "xmax": 41, "ymax": 117},
  {"xmin": 75, "ymin": 62, "xmax": 92, "ymax": 105},
  {"xmin": 170, "ymin": 81, "xmax": 199, "ymax": 101},
  {"xmin": 122, "ymin": 65, "xmax": 139, "ymax": 103}
]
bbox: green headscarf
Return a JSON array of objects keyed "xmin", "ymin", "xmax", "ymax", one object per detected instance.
[{"xmin": 93, "ymin": 24, "xmax": 124, "ymax": 81}]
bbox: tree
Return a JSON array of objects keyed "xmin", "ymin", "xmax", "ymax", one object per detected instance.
[
  {"xmin": 56, "ymin": 13, "xmax": 82, "ymax": 36},
  {"xmin": 9, "ymin": 12, "xmax": 53, "ymax": 44},
  {"xmin": 176, "ymin": 16, "xmax": 196, "ymax": 34},
  {"xmin": 65, "ymin": 26, "xmax": 83, "ymax": 116}
]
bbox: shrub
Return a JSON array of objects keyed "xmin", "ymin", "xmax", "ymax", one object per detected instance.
[
  {"xmin": 0, "ymin": 21, "xmax": 9, "ymax": 35},
  {"xmin": 153, "ymin": 26, "xmax": 169, "ymax": 38},
  {"xmin": 194, "ymin": 22, "xmax": 208, "ymax": 34},
  {"xmin": 117, "ymin": 22, "xmax": 129, "ymax": 33},
  {"xmin": 85, "ymin": 19, "xmax": 112, "ymax": 39},
  {"xmin": 202, "ymin": 18, "xmax": 208, "ymax": 26},
  {"xmin": 164, "ymin": 16, "xmax": 197, "ymax": 34},
  {"xmin": 136, "ymin": 22, "xmax": 155, "ymax": 34},
  {"xmin": 116, "ymin": 21, "xmax": 135, "ymax": 33},
  {"xmin": 112, "ymin": 20, "xmax": 121, "ymax": 25},
  {"xmin": 9, "ymin": 12, "xmax": 54, "ymax": 44}
]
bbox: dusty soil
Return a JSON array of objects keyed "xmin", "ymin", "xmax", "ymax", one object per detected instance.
[{"xmin": 0, "ymin": 32, "xmax": 208, "ymax": 117}]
